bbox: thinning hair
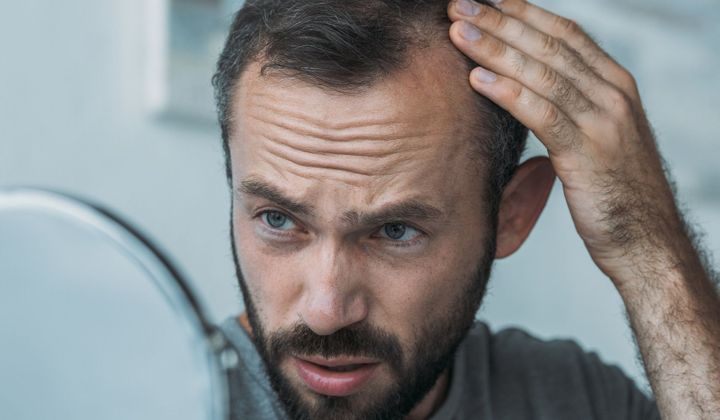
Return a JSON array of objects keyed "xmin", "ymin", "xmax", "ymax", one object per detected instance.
[{"xmin": 212, "ymin": 0, "xmax": 528, "ymax": 220}]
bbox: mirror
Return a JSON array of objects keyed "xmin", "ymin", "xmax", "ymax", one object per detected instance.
[{"xmin": 0, "ymin": 188, "xmax": 230, "ymax": 420}]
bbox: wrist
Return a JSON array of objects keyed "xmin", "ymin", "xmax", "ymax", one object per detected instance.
[
  {"xmin": 599, "ymin": 234, "xmax": 698, "ymax": 297},
  {"xmin": 609, "ymin": 241, "xmax": 707, "ymax": 306}
]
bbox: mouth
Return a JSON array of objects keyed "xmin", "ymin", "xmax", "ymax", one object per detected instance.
[{"xmin": 292, "ymin": 355, "xmax": 381, "ymax": 397}]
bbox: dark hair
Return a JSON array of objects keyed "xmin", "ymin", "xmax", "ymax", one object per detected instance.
[{"xmin": 212, "ymin": 0, "xmax": 528, "ymax": 220}]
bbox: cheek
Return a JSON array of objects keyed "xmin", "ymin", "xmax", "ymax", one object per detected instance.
[
  {"xmin": 366, "ymin": 237, "xmax": 482, "ymax": 343},
  {"xmin": 233, "ymin": 216, "xmax": 304, "ymax": 329}
]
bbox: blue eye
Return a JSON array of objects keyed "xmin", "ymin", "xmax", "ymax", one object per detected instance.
[
  {"xmin": 261, "ymin": 211, "xmax": 296, "ymax": 230},
  {"xmin": 379, "ymin": 223, "xmax": 421, "ymax": 242}
]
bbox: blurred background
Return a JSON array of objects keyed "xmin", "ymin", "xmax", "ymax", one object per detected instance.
[{"xmin": 1, "ymin": 0, "xmax": 718, "ymax": 393}]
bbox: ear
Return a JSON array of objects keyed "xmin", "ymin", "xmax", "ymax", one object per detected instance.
[{"xmin": 495, "ymin": 156, "xmax": 555, "ymax": 259}]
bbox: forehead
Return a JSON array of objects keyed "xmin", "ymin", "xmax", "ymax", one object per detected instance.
[{"xmin": 228, "ymin": 45, "xmax": 486, "ymax": 213}]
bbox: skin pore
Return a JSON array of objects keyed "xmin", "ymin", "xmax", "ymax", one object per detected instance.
[{"xmin": 227, "ymin": 42, "xmax": 554, "ymax": 419}]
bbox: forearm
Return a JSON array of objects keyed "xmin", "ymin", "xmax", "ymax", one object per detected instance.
[{"xmin": 617, "ymin": 232, "xmax": 720, "ymax": 419}]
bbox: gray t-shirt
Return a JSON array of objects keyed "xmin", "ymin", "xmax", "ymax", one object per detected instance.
[{"xmin": 219, "ymin": 317, "xmax": 660, "ymax": 419}]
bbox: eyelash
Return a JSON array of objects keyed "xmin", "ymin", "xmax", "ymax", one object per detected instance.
[
  {"xmin": 255, "ymin": 209, "xmax": 301, "ymax": 238},
  {"xmin": 254, "ymin": 209, "xmax": 427, "ymax": 247},
  {"xmin": 373, "ymin": 224, "xmax": 425, "ymax": 247}
]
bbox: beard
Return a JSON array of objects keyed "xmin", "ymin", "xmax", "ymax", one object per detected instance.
[{"xmin": 230, "ymin": 224, "xmax": 496, "ymax": 420}]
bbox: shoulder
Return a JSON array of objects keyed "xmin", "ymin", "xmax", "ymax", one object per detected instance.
[
  {"xmin": 459, "ymin": 322, "xmax": 660, "ymax": 420},
  {"xmin": 461, "ymin": 322, "xmax": 598, "ymax": 370},
  {"xmin": 488, "ymin": 324, "xmax": 601, "ymax": 371}
]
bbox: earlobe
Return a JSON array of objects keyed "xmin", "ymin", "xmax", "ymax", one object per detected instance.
[{"xmin": 495, "ymin": 156, "xmax": 556, "ymax": 259}]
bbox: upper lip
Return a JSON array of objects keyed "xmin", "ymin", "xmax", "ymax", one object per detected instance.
[{"xmin": 295, "ymin": 354, "xmax": 380, "ymax": 367}]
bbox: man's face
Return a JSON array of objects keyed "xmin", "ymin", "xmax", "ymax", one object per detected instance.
[{"xmin": 228, "ymin": 48, "xmax": 496, "ymax": 419}]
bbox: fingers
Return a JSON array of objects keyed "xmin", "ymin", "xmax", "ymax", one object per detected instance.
[
  {"xmin": 450, "ymin": 20, "xmax": 597, "ymax": 126},
  {"xmin": 466, "ymin": 64, "xmax": 586, "ymax": 153},
  {"xmin": 490, "ymin": 0, "xmax": 638, "ymax": 96},
  {"xmin": 447, "ymin": 0, "xmax": 619, "ymax": 112}
]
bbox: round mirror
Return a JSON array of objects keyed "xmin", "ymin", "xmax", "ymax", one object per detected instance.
[{"xmin": 0, "ymin": 188, "xmax": 230, "ymax": 420}]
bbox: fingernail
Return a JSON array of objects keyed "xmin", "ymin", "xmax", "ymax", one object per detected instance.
[
  {"xmin": 458, "ymin": 21, "xmax": 483, "ymax": 41},
  {"xmin": 456, "ymin": 0, "xmax": 480, "ymax": 16},
  {"xmin": 473, "ymin": 67, "xmax": 497, "ymax": 83}
]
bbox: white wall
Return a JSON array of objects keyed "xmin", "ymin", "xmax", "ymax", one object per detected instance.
[
  {"xmin": 1, "ymin": 0, "xmax": 718, "ymax": 392},
  {"xmin": 0, "ymin": 0, "xmax": 240, "ymax": 318}
]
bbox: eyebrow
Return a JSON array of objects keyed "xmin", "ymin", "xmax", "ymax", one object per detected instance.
[
  {"xmin": 342, "ymin": 200, "xmax": 444, "ymax": 227},
  {"xmin": 238, "ymin": 177, "xmax": 445, "ymax": 226},
  {"xmin": 238, "ymin": 177, "xmax": 314, "ymax": 216}
]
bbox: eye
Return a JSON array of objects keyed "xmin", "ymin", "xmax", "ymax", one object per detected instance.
[
  {"xmin": 260, "ymin": 210, "xmax": 297, "ymax": 231},
  {"xmin": 378, "ymin": 223, "xmax": 421, "ymax": 242}
]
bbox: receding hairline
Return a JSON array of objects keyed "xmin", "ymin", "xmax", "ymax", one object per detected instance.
[
  {"xmin": 225, "ymin": 38, "xmax": 487, "ymax": 146},
  {"xmin": 213, "ymin": 0, "xmax": 527, "ymax": 219}
]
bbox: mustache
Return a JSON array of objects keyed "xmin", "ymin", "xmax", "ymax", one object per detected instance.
[{"xmin": 267, "ymin": 322, "xmax": 404, "ymax": 375}]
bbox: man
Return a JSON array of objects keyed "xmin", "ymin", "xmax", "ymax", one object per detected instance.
[{"xmin": 211, "ymin": 0, "xmax": 720, "ymax": 418}]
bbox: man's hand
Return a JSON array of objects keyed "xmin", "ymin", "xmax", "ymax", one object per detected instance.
[
  {"xmin": 446, "ymin": 0, "xmax": 720, "ymax": 418},
  {"xmin": 448, "ymin": 0, "xmax": 675, "ymax": 284}
]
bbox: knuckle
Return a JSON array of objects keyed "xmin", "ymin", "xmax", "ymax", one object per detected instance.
[
  {"xmin": 517, "ymin": 20, "xmax": 528, "ymax": 37},
  {"xmin": 576, "ymin": 97, "xmax": 596, "ymax": 114},
  {"xmin": 475, "ymin": 3, "xmax": 493, "ymax": 20},
  {"xmin": 502, "ymin": 82, "xmax": 524, "ymax": 104},
  {"xmin": 541, "ymin": 104, "xmax": 581, "ymax": 150},
  {"xmin": 552, "ymin": 79, "xmax": 573, "ymax": 107},
  {"xmin": 557, "ymin": 40, "xmax": 577, "ymax": 59},
  {"xmin": 571, "ymin": 57, "xmax": 589, "ymax": 75},
  {"xmin": 486, "ymin": 38, "xmax": 507, "ymax": 58},
  {"xmin": 581, "ymin": 33, "xmax": 605, "ymax": 60},
  {"xmin": 537, "ymin": 64, "xmax": 557, "ymax": 88},
  {"xmin": 553, "ymin": 80, "xmax": 571, "ymax": 101},
  {"xmin": 616, "ymin": 67, "xmax": 638, "ymax": 90},
  {"xmin": 562, "ymin": 44, "xmax": 590, "ymax": 75},
  {"xmin": 510, "ymin": 52, "xmax": 528, "ymax": 78},
  {"xmin": 540, "ymin": 33, "xmax": 562, "ymax": 57},
  {"xmin": 491, "ymin": 12, "xmax": 509, "ymax": 32},
  {"xmin": 606, "ymin": 88, "xmax": 633, "ymax": 118},
  {"xmin": 513, "ymin": 0, "xmax": 529, "ymax": 16},
  {"xmin": 542, "ymin": 103, "xmax": 561, "ymax": 127},
  {"xmin": 556, "ymin": 17, "xmax": 581, "ymax": 36}
]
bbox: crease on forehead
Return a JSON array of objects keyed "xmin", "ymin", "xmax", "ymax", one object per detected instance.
[{"xmin": 230, "ymin": 45, "xmax": 479, "ymax": 194}]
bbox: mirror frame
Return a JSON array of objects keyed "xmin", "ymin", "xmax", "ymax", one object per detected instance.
[{"xmin": 0, "ymin": 186, "xmax": 232, "ymax": 420}]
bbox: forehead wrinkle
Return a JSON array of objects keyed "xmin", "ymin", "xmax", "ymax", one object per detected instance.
[
  {"xmin": 262, "ymin": 134, "xmax": 421, "ymax": 163},
  {"xmin": 248, "ymin": 118, "xmax": 435, "ymax": 160},
  {"xmin": 232, "ymin": 47, "xmax": 485, "ymax": 197},
  {"xmin": 261, "ymin": 141, "xmax": 377, "ymax": 177},
  {"xmin": 246, "ymin": 111, "xmax": 440, "ymax": 178},
  {"xmin": 248, "ymin": 91, "xmax": 414, "ymax": 133},
  {"xmin": 241, "ymin": 91, "xmax": 446, "ymax": 182},
  {"xmin": 273, "ymin": 162, "xmax": 372, "ymax": 188},
  {"xmin": 258, "ymin": 139, "xmax": 440, "ymax": 187},
  {"xmin": 247, "ymin": 109, "xmax": 437, "ymax": 146},
  {"xmin": 245, "ymin": 98, "xmax": 439, "ymax": 146},
  {"xmin": 255, "ymin": 146, "xmax": 410, "ymax": 188}
]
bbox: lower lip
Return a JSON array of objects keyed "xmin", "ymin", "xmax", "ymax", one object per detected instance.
[{"xmin": 293, "ymin": 357, "xmax": 380, "ymax": 397}]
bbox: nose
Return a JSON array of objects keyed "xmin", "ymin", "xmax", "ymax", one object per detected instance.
[{"xmin": 299, "ymin": 240, "xmax": 368, "ymax": 336}]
